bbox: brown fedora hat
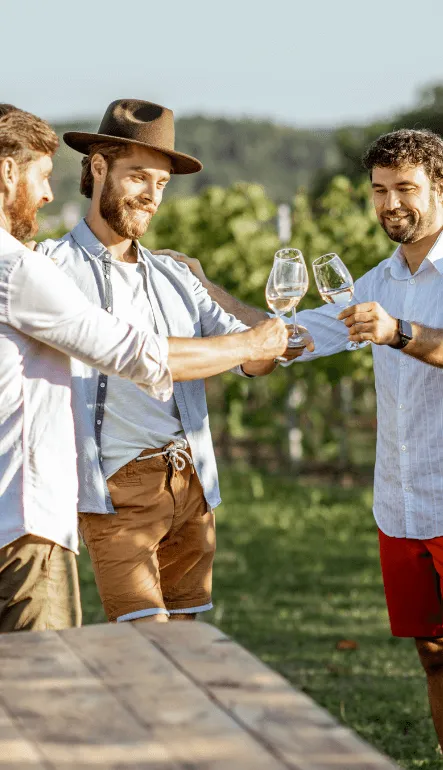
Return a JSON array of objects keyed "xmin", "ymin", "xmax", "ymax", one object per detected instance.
[{"xmin": 63, "ymin": 98, "xmax": 202, "ymax": 175}]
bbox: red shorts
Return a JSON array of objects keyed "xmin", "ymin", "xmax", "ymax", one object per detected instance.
[{"xmin": 378, "ymin": 529, "xmax": 443, "ymax": 638}]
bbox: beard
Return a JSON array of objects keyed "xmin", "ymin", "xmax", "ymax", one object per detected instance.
[
  {"xmin": 99, "ymin": 174, "xmax": 155, "ymax": 239},
  {"xmin": 8, "ymin": 176, "xmax": 40, "ymax": 241},
  {"xmin": 379, "ymin": 194, "xmax": 437, "ymax": 244}
]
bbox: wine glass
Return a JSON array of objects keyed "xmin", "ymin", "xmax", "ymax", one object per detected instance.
[
  {"xmin": 272, "ymin": 248, "xmax": 309, "ymax": 348},
  {"xmin": 312, "ymin": 253, "xmax": 370, "ymax": 351},
  {"xmin": 265, "ymin": 267, "xmax": 293, "ymax": 362}
]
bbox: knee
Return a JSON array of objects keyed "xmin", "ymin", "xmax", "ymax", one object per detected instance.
[{"xmin": 416, "ymin": 638, "xmax": 443, "ymax": 676}]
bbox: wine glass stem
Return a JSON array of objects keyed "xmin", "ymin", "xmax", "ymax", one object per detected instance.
[{"xmin": 291, "ymin": 307, "xmax": 298, "ymax": 339}]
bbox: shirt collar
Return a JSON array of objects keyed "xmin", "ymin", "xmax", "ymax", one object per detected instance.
[
  {"xmin": 70, "ymin": 218, "xmax": 147, "ymax": 266},
  {"xmin": 386, "ymin": 229, "xmax": 443, "ymax": 280}
]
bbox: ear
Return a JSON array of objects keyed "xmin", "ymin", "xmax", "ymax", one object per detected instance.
[
  {"xmin": 0, "ymin": 156, "xmax": 19, "ymax": 194},
  {"xmin": 90, "ymin": 152, "xmax": 109, "ymax": 184}
]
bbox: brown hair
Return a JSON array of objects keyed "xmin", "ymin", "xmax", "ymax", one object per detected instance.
[
  {"xmin": 0, "ymin": 103, "xmax": 20, "ymax": 118},
  {"xmin": 0, "ymin": 109, "xmax": 58, "ymax": 166},
  {"xmin": 80, "ymin": 142, "xmax": 132, "ymax": 199},
  {"xmin": 362, "ymin": 129, "xmax": 443, "ymax": 184}
]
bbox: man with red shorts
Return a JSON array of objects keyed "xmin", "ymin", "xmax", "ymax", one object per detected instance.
[{"xmin": 171, "ymin": 128, "xmax": 443, "ymax": 747}]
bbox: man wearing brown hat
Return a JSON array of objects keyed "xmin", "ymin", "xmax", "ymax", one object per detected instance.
[{"xmin": 37, "ymin": 99, "xmax": 310, "ymax": 625}]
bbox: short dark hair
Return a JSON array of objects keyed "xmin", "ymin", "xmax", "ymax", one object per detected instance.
[
  {"xmin": 0, "ymin": 109, "xmax": 59, "ymax": 166},
  {"xmin": 80, "ymin": 142, "xmax": 132, "ymax": 198},
  {"xmin": 362, "ymin": 129, "xmax": 443, "ymax": 184}
]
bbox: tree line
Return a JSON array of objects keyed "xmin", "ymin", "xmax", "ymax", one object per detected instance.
[{"xmin": 46, "ymin": 83, "xmax": 443, "ymax": 216}]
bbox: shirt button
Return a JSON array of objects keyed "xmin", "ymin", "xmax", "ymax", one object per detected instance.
[
  {"xmin": 399, "ymin": 404, "xmax": 404, "ymax": 409},
  {"xmin": 401, "ymin": 444, "xmax": 407, "ymax": 451},
  {"xmin": 96, "ymin": 419, "xmax": 102, "ymax": 426},
  {"xmin": 100, "ymin": 382, "xmax": 105, "ymax": 388},
  {"xmin": 106, "ymin": 306, "xmax": 112, "ymax": 313},
  {"xmin": 409, "ymin": 278, "xmax": 415, "ymax": 285},
  {"xmin": 405, "ymin": 486, "xmax": 412, "ymax": 492}
]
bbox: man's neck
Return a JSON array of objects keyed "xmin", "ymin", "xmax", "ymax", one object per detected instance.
[
  {"xmin": 85, "ymin": 210, "xmax": 137, "ymax": 263},
  {"xmin": 401, "ymin": 225, "xmax": 443, "ymax": 274}
]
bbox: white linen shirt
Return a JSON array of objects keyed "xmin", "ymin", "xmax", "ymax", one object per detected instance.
[
  {"xmin": 295, "ymin": 231, "xmax": 443, "ymax": 540},
  {"xmin": 0, "ymin": 228, "xmax": 171, "ymax": 553}
]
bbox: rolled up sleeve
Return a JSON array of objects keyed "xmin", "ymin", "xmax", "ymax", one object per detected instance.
[{"xmin": 6, "ymin": 248, "xmax": 173, "ymax": 401}]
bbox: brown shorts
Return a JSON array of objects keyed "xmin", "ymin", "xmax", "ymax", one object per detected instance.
[
  {"xmin": 78, "ymin": 447, "xmax": 216, "ymax": 622},
  {"xmin": 0, "ymin": 535, "xmax": 81, "ymax": 633}
]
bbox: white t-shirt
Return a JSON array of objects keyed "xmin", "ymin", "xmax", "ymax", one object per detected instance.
[{"xmin": 101, "ymin": 259, "xmax": 185, "ymax": 479}]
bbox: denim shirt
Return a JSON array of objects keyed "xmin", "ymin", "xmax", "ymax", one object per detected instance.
[
  {"xmin": 37, "ymin": 219, "xmax": 248, "ymax": 514},
  {"xmin": 0, "ymin": 227, "xmax": 170, "ymax": 552}
]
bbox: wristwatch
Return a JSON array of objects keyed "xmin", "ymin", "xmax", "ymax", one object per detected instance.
[{"xmin": 389, "ymin": 319, "xmax": 413, "ymax": 349}]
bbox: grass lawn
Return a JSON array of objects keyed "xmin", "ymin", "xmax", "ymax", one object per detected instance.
[{"xmin": 78, "ymin": 466, "xmax": 441, "ymax": 769}]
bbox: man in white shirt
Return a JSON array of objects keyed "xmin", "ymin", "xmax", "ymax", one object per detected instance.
[
  {"xmin": 0, "ymin": 106, "xmax": 289, "ymax": 633},
  {"xmin": 171, "ymin": 128, "xmax": 443, "ymax": 746}
]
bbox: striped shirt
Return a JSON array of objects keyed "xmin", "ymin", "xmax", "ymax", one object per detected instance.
[{"xmin": 296, "ymin": 231, "xmax": 443, "ymax": 539}]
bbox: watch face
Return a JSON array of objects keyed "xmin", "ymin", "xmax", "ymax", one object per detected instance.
[{"xmin": 398, "ymin": 320, "xmax": 412, "ymax": 346}]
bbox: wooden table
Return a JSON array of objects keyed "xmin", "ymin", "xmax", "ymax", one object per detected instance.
[{"xmin": 0, "ymin": 621, "xmax": 400, "ymax": 769}]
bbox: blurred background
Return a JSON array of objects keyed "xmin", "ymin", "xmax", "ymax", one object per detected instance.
[{"xmin": 5, "ymin": 2, "xmax": 443, "ymax": 765}]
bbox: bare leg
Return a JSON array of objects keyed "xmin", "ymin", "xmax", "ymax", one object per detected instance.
[{"xmin": 416, "ymin": 637, "xmax": 443, "ymax": 748}]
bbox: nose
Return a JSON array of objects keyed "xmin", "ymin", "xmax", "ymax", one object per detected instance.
[
  {"xmin": 384, "ymin": 190, "xmax": 401, "ymax": 211},
  {"xmin": 42, "ymin": 180, "xmax": 54, "ymax": 205}
]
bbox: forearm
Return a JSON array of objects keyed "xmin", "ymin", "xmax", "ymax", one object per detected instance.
[
  {"xmin": 402, "ymin": 323, "xmax": 443, "ymax": 367},
  {"xmin": 168, "ymin": 332, "xmax": 251, "ymax": 380},
  {"xmin": 201, "ymin": 279, "xmax": 267, "ymax": 326}
]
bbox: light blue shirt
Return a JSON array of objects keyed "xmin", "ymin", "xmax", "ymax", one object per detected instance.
[{"xmin": 37, "ymin": 220, "xmax": 248, "ymax": 514}]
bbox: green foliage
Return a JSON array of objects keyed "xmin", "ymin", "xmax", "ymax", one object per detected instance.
[
  {"xmin": 43, "ymin": 82, "xmax": 443, "ymax": 221},
  {"xmin": 79, "ymin": 469, "xmax": 440, "ymax": 768},
  {"xmin": 142, "ymin": 175, "xmax": 391, "ymax": 469}
]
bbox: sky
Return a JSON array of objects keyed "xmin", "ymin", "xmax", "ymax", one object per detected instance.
[{"xmin": 3, "ymin": 0, "xmax": 443, "ymax": 128}]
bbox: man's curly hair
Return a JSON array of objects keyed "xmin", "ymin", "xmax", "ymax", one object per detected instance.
[{"xmin": 362, "ymin": 129, "xmax": 443, "ymax": 185}]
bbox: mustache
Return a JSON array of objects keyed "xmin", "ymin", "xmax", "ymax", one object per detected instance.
[
  {"xmin": 125, "ymin": 198, "xmax": 156, "ymax": 215},
  {"xmin": 382, "ymin": 210, "xmax": 413, "ymax": 218}
]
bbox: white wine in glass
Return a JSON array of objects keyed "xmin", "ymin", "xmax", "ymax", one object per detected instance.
[
  {"xmin": 265, "ymin": 268, "xmax": 298, "ymax": 316},
  {"xmin": 273, "ymin": 248, "xmax": 309, "ymax": 348},
  {"xmin": 312, "ymin": 253, "xmax": 369, "ymax": 351}
]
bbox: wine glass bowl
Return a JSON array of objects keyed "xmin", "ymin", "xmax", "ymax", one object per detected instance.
[
  {"xmin": 312, "ymin": 253, "xmax": 369, "ymax": 351},
  {"xmin": 272, "ymin": 248, "xmax": 309, "ymax": 348}
]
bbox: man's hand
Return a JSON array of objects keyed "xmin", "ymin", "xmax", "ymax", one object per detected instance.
[
  {"xmin": 241, "ymin": 319, "xmax": 315, "ymax": 375},
  {"xmin": 282, "ymin": 325, "xmax": 315, "ymax": 360},
  {"xmin": 152, "ymin": 249, "xmax": 207, "ymax": 284},
  {"xmin": 244, "ymin": 317, "xmax": 289, "ymax": 362},
  {"xmin": 337, "ymin": 302, "xmax": 399, "ymax": 346}
]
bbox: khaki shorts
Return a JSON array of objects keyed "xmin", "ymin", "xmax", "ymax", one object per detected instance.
[
  {"xmin": 0, "ymin": 535, "xmax": 81, "ymax": 633},
  {"xmin": 79, "ymin": 447, "xmax": 216, "ymax": 622}
]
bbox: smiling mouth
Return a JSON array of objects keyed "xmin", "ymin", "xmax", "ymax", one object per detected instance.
[{"xmin": 384, "ymin": 214, "xmax": 410, "ymax": 224}]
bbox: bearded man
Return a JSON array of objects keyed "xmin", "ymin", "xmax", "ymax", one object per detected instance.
[
  {"xmin": 0, "ymin": 105, "xmax": 289, "ymax": 633},
  {"xmin": 37, "ymin": 99, "xmax": 311, "ymax": 626},
  {"xmin": 173, "ymin": 128, "xmax": 443, "ymax": 747}
]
